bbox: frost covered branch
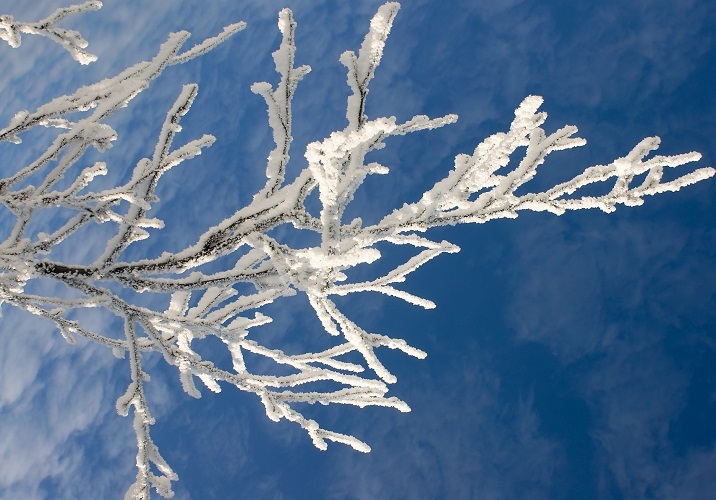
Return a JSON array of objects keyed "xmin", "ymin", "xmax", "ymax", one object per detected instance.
[
  {"xmin": 0, "ymin": 1, "xmax": 102, "ymax": 64},
  {"xmin": 0, "ymin": 1, "xmax": 713, "ymax": 498}
]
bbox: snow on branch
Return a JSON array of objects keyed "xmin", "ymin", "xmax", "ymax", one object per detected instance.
[
  {"xmin": 0, "ymin": 1, "xmax": 102, "ymax": 64},
  {"xmin": 251, "ymin": 8, "xmax": 310, "ymax": 198},
  {"xmin": 340, "ymin": 2, "xmax": 400, "ymax": 130},
  {"xmin": 374, "ymin": 95, "xmax": 714, "ymax": 230},
  {"xmin": 0, "ymin": 2, "xmax": 713, "ymax": 498}
]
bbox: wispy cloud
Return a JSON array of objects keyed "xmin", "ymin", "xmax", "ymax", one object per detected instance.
[{"xmin": 0, "ymin": 310, "xmax": 136, "ymax": 498}]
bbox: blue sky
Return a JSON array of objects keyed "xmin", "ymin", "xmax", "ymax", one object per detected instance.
[{"xmin": 1, "ymin": 0, "xmax": 714, "ymax": 498}]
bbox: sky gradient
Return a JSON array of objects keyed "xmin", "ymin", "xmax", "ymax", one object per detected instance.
[{"xmin": 1, "ymin": 0, "xmax": 715, "ymax": 498}]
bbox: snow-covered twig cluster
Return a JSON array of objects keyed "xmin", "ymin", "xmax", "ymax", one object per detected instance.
[
  {"xmin": 0, "ymin": 2, "xmax": 713, "ymax": 498},
  {"xmin": 0, "ymin": 1, "xmax": 102, "ymax": 64}
]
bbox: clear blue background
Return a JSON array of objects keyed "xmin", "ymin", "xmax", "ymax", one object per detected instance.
[{"xmin": 0, "ymin": 0, "xmax": 714, "ymax": 498}]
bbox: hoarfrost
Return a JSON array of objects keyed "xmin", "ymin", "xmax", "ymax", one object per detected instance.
[{"xmin": 0, "ymin": 2, "xmax": 713, "ymax": 498}]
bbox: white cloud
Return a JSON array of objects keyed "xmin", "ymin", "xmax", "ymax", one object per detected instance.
[
  {"xmin": 0, "ymin": 309, "xmax": 136, "ymax": 498},
  {"xmin": 320, "ymin": 363, "xmax": 560, "ymax": 499}
]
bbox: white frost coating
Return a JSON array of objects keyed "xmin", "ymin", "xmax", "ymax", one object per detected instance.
[
  {"xmin": 0, "ymin": 2, "xmax": 713, "ymax": 498},
  {"xmin": 171, "ymin": 22, "xmax": 246, "ymax": 65},
  {"xmin": 0, "ymin": 1, "xmax": 102, "ymax": 64},
  {"xmin": 340, "ymin": 2, "xmax": 400, "ymax": 130},
  {"xmin": 251, "ymin": 8, "xmax": 310, "ymax": 197}
]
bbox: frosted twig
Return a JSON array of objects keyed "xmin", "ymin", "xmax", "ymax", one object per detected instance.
[
  {"xmin": 0, "ymin": 2, "xmax": 712, "ymax": 498},
  {"xmin": 0, "ymin": 1, "xmax": 102, "ymax": 64}
]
